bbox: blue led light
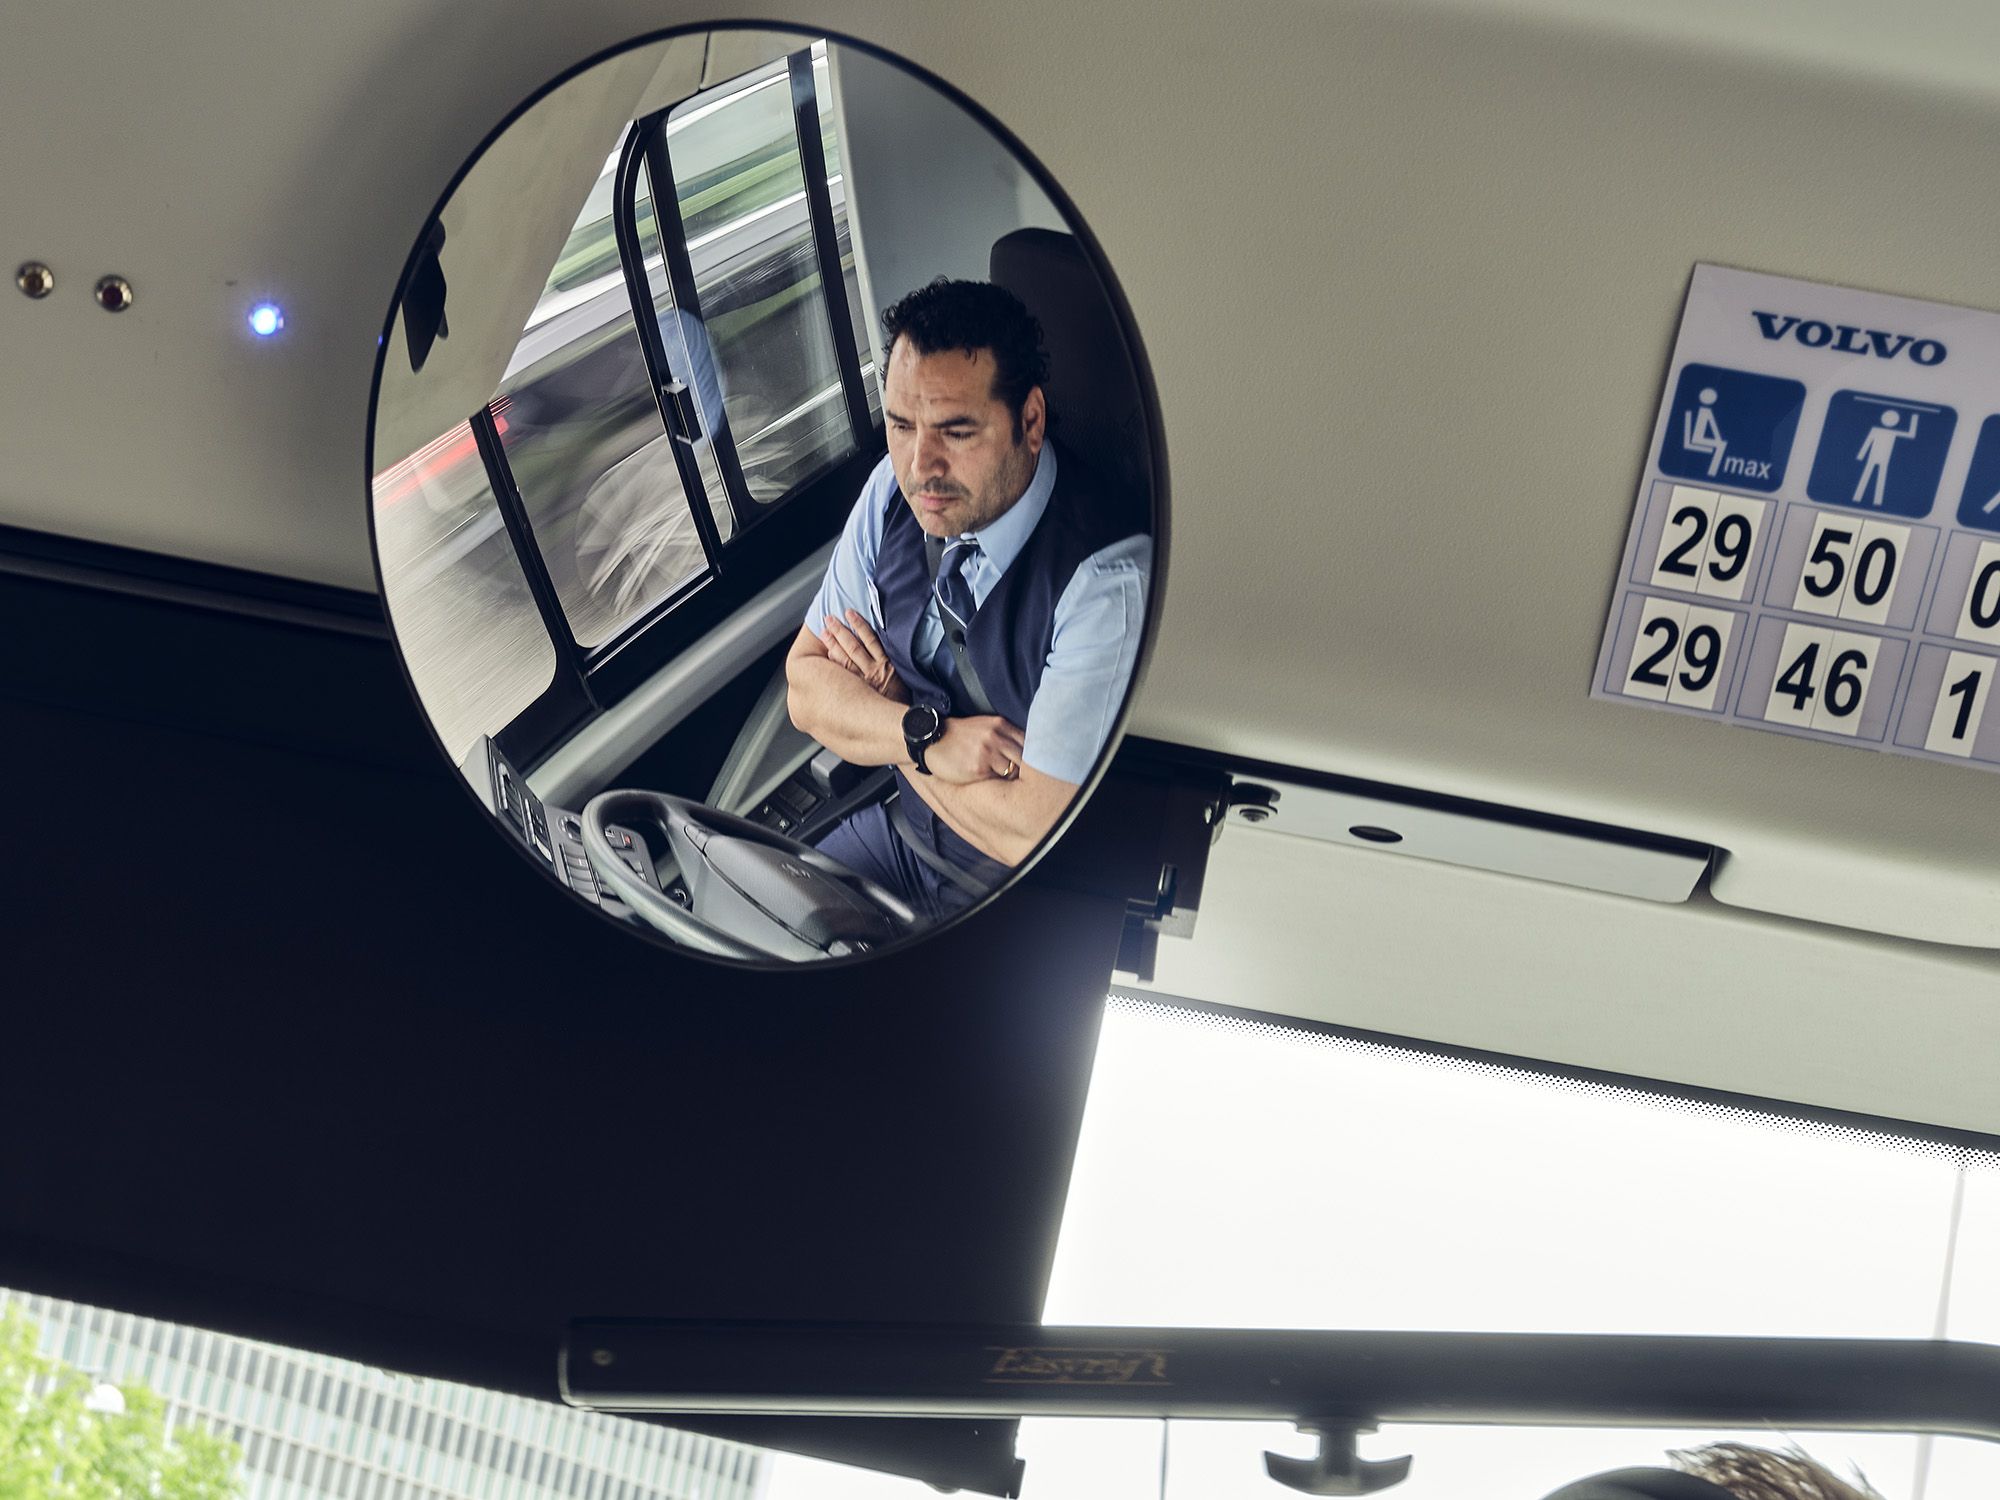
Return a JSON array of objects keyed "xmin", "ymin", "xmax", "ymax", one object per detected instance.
[{"xmin": 248, "ymin": 302, "xmax": 284, "ymax": 337}]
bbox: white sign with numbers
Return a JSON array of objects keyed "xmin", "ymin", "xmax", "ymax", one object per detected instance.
[{"xmin": 1592, "ymin": 264, "xmax": 2000, "ymax": 772}]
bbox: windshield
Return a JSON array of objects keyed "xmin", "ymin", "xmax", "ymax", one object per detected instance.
[
  {"xmin": 15, "ymin": 995, "xmax": 1997, "ymax": 1500},
  {"xmin": 758, "ymin": 995, "xmax": 2000, "ymax": 1496}
]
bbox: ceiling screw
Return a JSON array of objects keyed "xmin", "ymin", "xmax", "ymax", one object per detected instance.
[
  {"xmin": 16, "ymin": 263, "xmax": 55, "ymax": 299},
  {"xmin": 94, "ymin": 275, "xmax": 133, "ymax": 312},
  {"xmin": 589, "ymin": 1348, "xmax": 616, "ymax": 1367}
]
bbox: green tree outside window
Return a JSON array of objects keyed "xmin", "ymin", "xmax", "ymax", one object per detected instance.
[{"xmin": 0, "ymin": 1306, "xmax": 242, "ymax": 1500}]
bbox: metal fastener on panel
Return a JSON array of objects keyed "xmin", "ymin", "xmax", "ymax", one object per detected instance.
[
  {"xmin": 94, "ymin": 275, "xmax": 133, "ymax": 312},
  {"xmin": 589, "ymin": 1348, "xmax": 616, "ymax": 1368},
  {"xmin": 1229, "ymin": 782, "xmax": 1280, "ymax": 824},
  {"xmin": 16, "ymin": 263, "xmax": 55, "ymax": 299}
]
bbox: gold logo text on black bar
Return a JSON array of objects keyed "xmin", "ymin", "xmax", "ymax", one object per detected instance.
[{"xmin": 983, "ymin": 1346, "xmax": 1172, "ymax": 1385}]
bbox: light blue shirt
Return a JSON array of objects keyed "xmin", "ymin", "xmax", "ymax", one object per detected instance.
[{"xmin": 806, "ymin": 444, "xmax": 1151, "ymax": 784}]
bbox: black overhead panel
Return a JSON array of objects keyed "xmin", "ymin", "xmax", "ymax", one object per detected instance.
[
  {"xmin": 0, "ymin": 558, "xmax": 1208, "ymax": 1497},
  {"xmin": 564, "ymin": 1321, "xmax": 2000, "ymax": 1442}
]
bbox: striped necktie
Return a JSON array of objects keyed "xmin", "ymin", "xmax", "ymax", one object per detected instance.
[{"xmin": 934, "ymin": 537, "xmax": 979, "ymax": 644}]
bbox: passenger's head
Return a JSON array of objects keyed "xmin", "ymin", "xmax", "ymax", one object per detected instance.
[
  {"xmin": 1668, "ymin": 1443, "xmax": 1885, "ymax": 1500},
  {"xmin": 880, "ymin": 278, "xmax": 1049, "ymax": 537}
]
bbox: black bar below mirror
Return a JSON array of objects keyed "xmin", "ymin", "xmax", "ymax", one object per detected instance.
[{"xmin": 562, "ymin": 1321, "xmax": 2000, "ymax": 1443}]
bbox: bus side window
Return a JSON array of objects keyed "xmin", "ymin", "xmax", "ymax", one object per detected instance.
[{"xmin": 660, "ymin": 51, "xmax": 864, "ymax": 514}]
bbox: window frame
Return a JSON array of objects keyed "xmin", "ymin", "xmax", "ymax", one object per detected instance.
[
  {"xmin": 787, "ymin": 48, "xmax": 874, "ymax": 454},
  {"xmin": 611, "ymin": 118, "xmax": 729, "ymax": 576},
  {"xmin": 475, "ymin": 41, "xmax": 887, "ymax": 773},
  {"xmin": 631, "ymin": 105, "xmax": 759, "ymax": 536}
]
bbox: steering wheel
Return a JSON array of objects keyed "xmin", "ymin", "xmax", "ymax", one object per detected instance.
[{"xmin": 580, "ymin": 789, "xmax": 922, "ymax": 961}]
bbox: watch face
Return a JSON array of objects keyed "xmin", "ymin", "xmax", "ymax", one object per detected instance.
[{"xmin": 902, "ymin": 705, "xmax": 941, "ymax": 741}]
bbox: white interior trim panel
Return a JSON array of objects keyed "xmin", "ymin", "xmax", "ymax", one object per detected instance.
[{"xmin": 1136, "ymin": 823, "xmax": 2000, "ymax": 1137}]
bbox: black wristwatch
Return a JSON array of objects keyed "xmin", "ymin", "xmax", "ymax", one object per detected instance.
[{"xmin": 902, "ymin": 704, "xmax": 945, "ymax": 775}]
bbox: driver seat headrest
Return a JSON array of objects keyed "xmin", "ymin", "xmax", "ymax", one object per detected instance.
[
  {"xmin": 988, "ymin": 227, "xmax": 1151, "ymax": 535},
  {"xmin": 1539, "ymin": 1468, "xmax": 1739, "ymax": 1500}
]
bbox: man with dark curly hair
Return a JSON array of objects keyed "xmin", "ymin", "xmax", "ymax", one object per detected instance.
[
  {"xmin": 1669, "ymin": 1442, "xmax": 1885, "ymax": 1500},
  {"xmin": 785, "ymin": 277, "xmax": 1149, "ymax": 919},
  {"xmin": 1543, "ymin": 1442, "xmax": 1887, "ymax": 1499}
]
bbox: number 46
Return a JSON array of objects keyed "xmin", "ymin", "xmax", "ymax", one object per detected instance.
[{"xmin": 1763, "ymin": 624, "xmax": 1879, "ymax": 737}]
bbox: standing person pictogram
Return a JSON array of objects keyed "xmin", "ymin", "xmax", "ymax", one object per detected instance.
[
  {"xmin": 1955, "ymin": 414, "xmax": 2000, "ymax": 534},
  {"xmin": 1657, "ymin": 363, "xmax": 1804, "ymax": 493},
  {"xmin": 1851, "ymin": 406, "xmax": 1919, "ymax": 506},
  {"xmin": 1808, "ymin": 389, "xmax": 1956, "ymax": 518}
]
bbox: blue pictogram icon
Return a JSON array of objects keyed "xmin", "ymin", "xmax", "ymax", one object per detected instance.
[
  {"xmin": 1807, "ymin": 389, "xmax": 1957, "ymax": 518},
  {"xmin": 1955, "ymin": 414, "xmax": 2000, "ymax": 534},
  {"xmin": 1657, "ymin": 363, "xmax": 1805, "ymax": 493}
]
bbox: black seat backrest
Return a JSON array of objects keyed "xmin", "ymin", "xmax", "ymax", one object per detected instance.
[{"xmin": 989, "ymin": 228, "xmax": 1152, "ymax": 534}]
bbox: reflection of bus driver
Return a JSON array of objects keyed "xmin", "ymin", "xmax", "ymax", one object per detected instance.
[{"xmin": 785, "ymin": 279, "xmax": 1150, "ymax": 921}]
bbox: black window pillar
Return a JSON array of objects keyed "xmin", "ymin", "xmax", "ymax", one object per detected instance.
[
  {"xmin": 638, "ymin": 114, "xmax": 757, "ymax": 529},
  {"xmin": 611, "ymin": 121, "xmax": 727, "ymax": 574},
  {"xmin": 788, "ymin": 49, "xmax": 874, "ymax": 450},
  {"xmin": 470, "ymin": 406, "xmax": 600, "ymax": 755}
]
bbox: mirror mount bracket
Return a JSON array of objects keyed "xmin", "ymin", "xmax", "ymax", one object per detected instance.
[{"xmin": 1264, "ymin": 1425, "xmax": 1413, "ymax": 1497}]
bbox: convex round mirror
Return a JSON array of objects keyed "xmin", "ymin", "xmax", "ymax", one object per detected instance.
[{"xmin": 369, "ymin": 26, "xmax": 1161, "ymax": 965}]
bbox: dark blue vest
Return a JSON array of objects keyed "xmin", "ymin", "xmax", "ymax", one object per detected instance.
[{"xmin": 875, "ymin": 445, "xmax": 1136, "ymax": 872}]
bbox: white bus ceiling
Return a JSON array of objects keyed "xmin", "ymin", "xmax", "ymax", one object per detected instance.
[
  {"xmin": 5, "ymin": 2, "xmax": 1999, "ymax": 1124},
  {"xmin": 373, "ymin": 33, "xmax": 717, "ymax": 472}
]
